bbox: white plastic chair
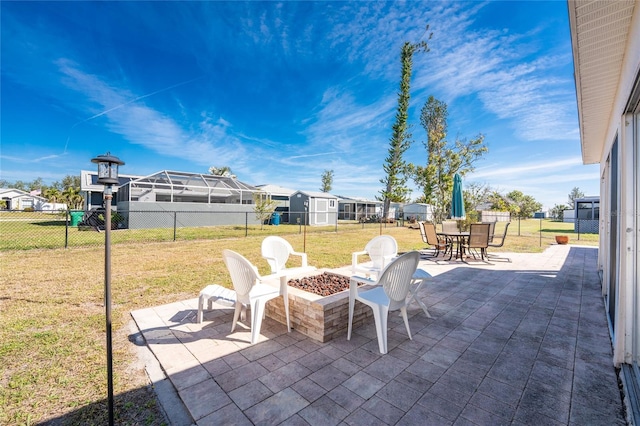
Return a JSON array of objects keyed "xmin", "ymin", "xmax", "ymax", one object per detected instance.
[
  {"xmin": 352, "ymin": 235, "xmax": 398, "ymax": 279},
  {"xmin": 347, "ymin": 251, "xmax": 421, "ymax": 354},
  {"xmin": 261, "ymin": 236, "xmax": 308, "ymax": 274},
  {"xmin": 408, "ymin": 268, "xmax": 432, "ymax": 318},
  {"xmin": 222, "ymin": 249, "xmax": 290, "ymax": 344}
]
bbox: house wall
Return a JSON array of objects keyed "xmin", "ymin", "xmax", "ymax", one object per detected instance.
[
  {"xmin": 117, "ymin": 201, "xmax": 260, "ymax": 229},
  {"xmin": 594, "ymin": 12, "xmax": 640, "ymax": 368}
]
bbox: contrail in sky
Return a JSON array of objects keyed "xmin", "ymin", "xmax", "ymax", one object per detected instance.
[
  {"xmin": 287, "ymin": 151, "xmax": 340, "ymax": 160},
  {"xmin": 63, "ymin": 76, "xmax": 203, "ymax": 153}
]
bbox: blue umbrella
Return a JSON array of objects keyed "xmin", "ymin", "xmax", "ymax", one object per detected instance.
[{"xmin": 451, "ymin": 173, "xmax": 466, "ymax": 220}]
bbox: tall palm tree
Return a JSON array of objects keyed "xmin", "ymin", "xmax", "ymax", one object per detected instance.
[
  {"xmin": 43, "ymin": 187, "xmax": 62, "ymax": 204},
  {"xmin": 62, "ymin": 187, "xmax": 84, "ymax": 209}
]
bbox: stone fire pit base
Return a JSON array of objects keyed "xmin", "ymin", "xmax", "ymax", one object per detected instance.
[{"xmin": 264, "ymin": 270, "xmax": 373, "ymax": 343}]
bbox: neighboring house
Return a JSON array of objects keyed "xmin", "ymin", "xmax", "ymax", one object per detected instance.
[
  {"xmin": 0, "ymin": 188, "xmax": 67, "ymax": 211},
  {"xmin": 80, "ymin": 169, "xmax": 141, "ymax": 210},
  {"xmin": 255, "ymin": 184, "xmax": 298, "ymax": 223},
  {"xmin": 290, "ymin": 190, "xmax": 338, "ymax": 226},
  {"xmin": 401, "ymin": 203, "xmax": 434, "ymax": 222},
  {"xmin": 573, "ymin": 196, "xmax": 599, "ymax": 234},
  {"xmin": 562, "ymin": 209, "xmax": 575, "ymax": 224},
  {"xmin": 569, "ymin": 1, "xmax": 639, "ymax": 419},
  {"xmin": 337, "ymin": 196, "xmax": 382, "ymax": 221}
]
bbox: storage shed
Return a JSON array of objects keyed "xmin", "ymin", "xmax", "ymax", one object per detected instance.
[
  {"xmin": 402, "ymin": 203, "xmax": 434, "ymax": 222},
  {"xmin": 290, "ymin": 191, "xmax": 338, "ymax": 226}
]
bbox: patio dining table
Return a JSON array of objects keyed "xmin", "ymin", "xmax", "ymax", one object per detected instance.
[{"xmin": 437, "ymin": 230, "xmax": 469, "ymax": 261}]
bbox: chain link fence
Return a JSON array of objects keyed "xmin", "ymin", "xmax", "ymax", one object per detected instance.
[
  {"xmin": 0, "ymin": 209, "xmax": 598, "ymax": 251},
  {"xmin": 0, "ymin": 209, "xmax": 403, "ymax": 251}
]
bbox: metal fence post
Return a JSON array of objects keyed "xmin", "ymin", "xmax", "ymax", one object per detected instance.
[
  {"xmin": 539, "ymin": 218, "xmax": 542, "ymax": 247},
  {"xmin": 65, "ymin": 209, "xmax": 70, "ymax": 249},
  {"xmin": 173, "ymin": 212, "xmax": 177, "ymax": 241},
  {"xmin": 245, "ymin": 212, "xmax": 248, "ymax": 237}
]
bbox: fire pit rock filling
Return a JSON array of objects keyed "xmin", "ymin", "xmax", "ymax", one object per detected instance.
[
  {"xmin": 264, "ymin": 271, "xmax": 373, "ymax": 342},
  {"xmin": 288, "ymin": 272, "xmax": 351, "ymax": 296}
]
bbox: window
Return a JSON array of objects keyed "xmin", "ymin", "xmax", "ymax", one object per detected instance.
[{"xmin": 329, "ymin": 199, "xmax": 335, "ymax": 208}]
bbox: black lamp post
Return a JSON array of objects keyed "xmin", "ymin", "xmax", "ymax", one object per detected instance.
[
  {"xmin": 91, "ymin": 153, "xmax": 124, "ymax": 426},
  {"xmin": 303, "ymin": 200, "xmax": 309, "ymax": 252}
]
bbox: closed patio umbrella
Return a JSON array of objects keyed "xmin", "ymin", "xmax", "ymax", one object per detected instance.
[{"xmin": 451, "ymin": 173, "xmax": 465, "ymax": 221}]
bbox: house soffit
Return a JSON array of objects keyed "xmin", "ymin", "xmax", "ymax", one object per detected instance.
[{"xmin": 570, "ymin": 0, "xmax": 636, "ymax": 164}]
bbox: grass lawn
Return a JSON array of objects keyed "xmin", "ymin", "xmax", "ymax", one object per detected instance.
[{"xmin": 0, "ymin": 219, "xmax": 597, "ymax": 424}]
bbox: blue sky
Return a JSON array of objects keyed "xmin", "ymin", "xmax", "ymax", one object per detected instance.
[{"xmin": 1, "ymin": 1, "xmax": 599, "ymax": 210}]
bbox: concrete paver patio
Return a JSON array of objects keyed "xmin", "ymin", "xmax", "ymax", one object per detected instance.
[{"xmin": 131, "ymin": 245, "xmax": 628, "ymax": 425}]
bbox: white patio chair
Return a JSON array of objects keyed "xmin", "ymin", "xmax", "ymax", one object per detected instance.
[
  {"xmin": 352, "ymin": 235, "xmax": 398, "ymax": 279},
  {"xmin": 261, "ymin": 236, "xmax": 308, "ymax": 274},
  {"xmin": 408, "ymin": 268, "xmax": 432, "ymax": 318},
  {"xmin": 222, "ymin": 249, "xmax": 290, "ymax": 344},
  {"xmin": 347, "ymin": 251, "xmax": 421, "ymax": 354}
]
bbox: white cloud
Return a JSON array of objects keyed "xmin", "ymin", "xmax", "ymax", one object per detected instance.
[{"xmin": 55, "ymin": 59, "xmax": 248, "ymax": 169}]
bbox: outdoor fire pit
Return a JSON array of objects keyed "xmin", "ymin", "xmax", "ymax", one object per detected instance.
[
  {"xmin": 264, "ymin": 270, "xmax": 372, "ymax": 342},
  {"xmin": 287, "ymin": 272, "xmax": 352, "ymax": 296}
]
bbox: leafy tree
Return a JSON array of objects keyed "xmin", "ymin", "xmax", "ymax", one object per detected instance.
[
  {"xmin": 380, "ymin": 37, "xmax": 430, "ymax": 219},
  {"xmin": 567, "ymin": 187, "xmax": 584, "ymax": 209},
  {"xmin": 26, "ymin": 178, "xmax": 44, "ymax": 192},
  {"xmin": 488, "ymin": 191, "xmax": 510, "ymax": 212},
  {"xmin": 10, "ymin": 180, "xmax": 28, "ymax": 191},
  {"xmin": 253, "ymin": 191, "xmax": 277, "ymax": 230},
  {"xmin": 550, "ymin": 203, "xmax": 568, "ymax": 221},
  {"xmin": 460, "ymin": 182, "xmax": 491, "ymax": 226},
  {"xmin": 505, "ymin": 190, "xmax": 542, "ymax": 219},
  {"xmin": 488, "ymin": 189, "xmax": 540, "ymax": 220},
  {"xmin": 61, "ymin": 175, "xmax": 81, "ymax": 190},
  {"xmin": 208, "ymin": 166, "xmax": 236, "ymax": 178},
  {"xmin": 320, "ymin": 170, "xmax": 334, "ymax": 193},
  {"xmin": 408, "ymin": 96, "xmax": 488, "ymax": 224},
  {"xmin": 463, "ymin": 182, "xmax": 491, "ymax": 212}
]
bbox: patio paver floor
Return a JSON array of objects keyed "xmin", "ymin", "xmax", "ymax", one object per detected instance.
[{"xmin": 131, "ymin": 245, "xmax": 628, "ymax": 425}]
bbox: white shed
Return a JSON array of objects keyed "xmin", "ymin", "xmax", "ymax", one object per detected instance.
[{"xmin": 402, "ymin": 203, "xmax": 434, "ymax": 222}]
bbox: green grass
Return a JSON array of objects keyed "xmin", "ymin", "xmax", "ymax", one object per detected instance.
[{"xmin": 0, "ymin": 219, "xmax": 597, "ymax": 424}]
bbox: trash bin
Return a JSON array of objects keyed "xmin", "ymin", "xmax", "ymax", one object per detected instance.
[
  {"xmin": 69, "ymin": 210, "xmax": 84, "ymax": 227},
  {"xmin": 271, "ymin": 212, "xmax": 280, "ymax": 226}
]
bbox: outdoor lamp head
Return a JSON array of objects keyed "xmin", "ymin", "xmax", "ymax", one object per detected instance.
[{"xmin": 91, "ymin": 153, "xmax": 124, "ymax": 186}]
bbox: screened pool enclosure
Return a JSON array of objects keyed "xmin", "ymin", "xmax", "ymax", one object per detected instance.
[
  {"xmin": 114, "ymin": 170, "xmax": 263, "ymax": 229},
  {"xmin": 117, "ymin": 170, "xmax": 258, "ymax": 204}
]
